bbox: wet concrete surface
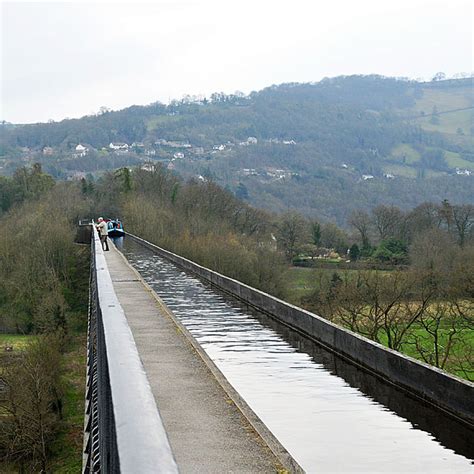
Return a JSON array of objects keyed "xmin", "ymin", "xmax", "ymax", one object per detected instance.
[{"xmin": 121, "ymin": 239, "xmax": 474, "ymax": 473}]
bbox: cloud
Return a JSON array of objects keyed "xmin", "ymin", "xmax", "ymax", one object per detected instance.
[{"xmin": 1, "ymin": 0, "xmax": 472, "ymax": 123}]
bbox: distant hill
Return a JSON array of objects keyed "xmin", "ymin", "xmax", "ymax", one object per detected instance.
[{"xmin": 1, "ymin": 75, "xmax": 473, "ymax": 224}]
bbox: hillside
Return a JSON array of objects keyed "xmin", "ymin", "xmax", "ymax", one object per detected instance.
[{"xmin": 1, "ymin": 75, "xmax": 473, "ymax": 224}]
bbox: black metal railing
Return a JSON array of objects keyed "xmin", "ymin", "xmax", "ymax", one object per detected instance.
[{"xmin": 82, "ymin": 226, "xmax": 178, "ymax": 473}]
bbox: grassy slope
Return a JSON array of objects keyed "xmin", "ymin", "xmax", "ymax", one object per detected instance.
[
  {"xmin": 445, "ymin": 150, "xmax": 474, "ymax": 170},
  {"xmin": 0, "ymin": 334, "xmax": 36, "ymax": 350},
  {"xmin": 411, "ymin": 86, "xmax": 473, "ymax": 134}
]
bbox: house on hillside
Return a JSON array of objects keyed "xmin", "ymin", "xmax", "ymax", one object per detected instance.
[
  {"xmin": 362, "ymin": 174, "xmax": 374, "ymax": 181},
  {"xmin": 141, "ymin": 163, "xmax": 156, "ymax": 172},
  {"xmin": 247, "ymin": 137, "xmax": 258, "ymax": 144},
  {"xmin": 456, "ymin": 168, "xmax": 471, "ymax": 176},
  {"xmin": 74, "ymin": 144, "xmax": 88, "ymax": 157},
  {"xmin": 173, "ymin": 152, "xmax": 184, "ymax": 159},
  {"xmin": 43, "ymin": 146, "xmax": 54, "ymax": 155},
  {"xmin": 384, "ymin": 173, "xmax": 395, "ymax": 179},
  {"xmin": 109, "ymin": 142, "xmax": 129, "ymax": 150},
  {"xmin": 241, "ymin": 168, "xmax": 258, "ymax": 176}
]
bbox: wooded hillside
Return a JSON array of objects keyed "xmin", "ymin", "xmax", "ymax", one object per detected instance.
[{"xmin": 1, "ymin": 75, "xmax": 472, "ymax": 224}]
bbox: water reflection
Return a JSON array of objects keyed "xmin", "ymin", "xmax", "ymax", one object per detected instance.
[
  {"xmin": 110, "ymin": 235, "xmax": 124, "ymax": 249},
  {"xmin": 121, "ymin": 239, "xmax": 473, "ymax": 473}
]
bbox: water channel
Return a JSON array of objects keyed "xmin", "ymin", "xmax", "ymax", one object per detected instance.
[{"xmin": 121, "ymin": 238, "xmax": 473, "ymax": 473}]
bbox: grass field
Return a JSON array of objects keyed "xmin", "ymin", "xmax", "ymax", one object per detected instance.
[
  {"xmin": 286, "ymin": 266, "xmax": 365, "ymax": 303},
  {"xmin": 0, "ymin": 334, "xmax": 36, "ymax": 350},
  {"xmin": 445, "ymin": 151, "xmax": 474, "ymax": 170},
  {"xmin": 378, "ymin": 325, "xmax": 474, "ymax": 380},
  {"xmin": 383, "ymin": 163, "xmax": 418, "ymax": 178},
  {"xmin": 386, "ymin": 143, "xmax": 474, "ymax": 177},
  {"xmin": 286, "ymin": 266, "xmax": 316, "ymax": 303},
  {"xmin": 390, "ymin": 144, "xmax": 420, "ymax": 164},
  {"xmin": 418, "ymin": 111, "xmax": 473, "ymax": 135},
  {"xmin": 409, "ymin": 86, "xmax": 474, "ymax": 135},
  {"xmin": 286, "ymin": 266, "xmax": 473, "ymax": 380}
]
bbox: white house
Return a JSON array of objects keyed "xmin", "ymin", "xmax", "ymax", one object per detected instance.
[
  {"xmin": 247, "ymin": 137, "xmax": 258, "ymax": 144},
  {"xmin": 109, "ymin": 142, "xmax": 129, "ymax": 150},
  {"xmin": 141, "ymin": 163, "xmax": 156, "ymax": 172},
  {"xmin": 173, "ymin": 152, "xmax": 184, "ymax": 159},
  {"xmin": 43, "ymin": 146, "xmax": 54, "ymax": 155},
  {"xmin": 384, "ymin": 173, "xmax": 395, "ymax": 179},
  {"xmin": 362, "ymin": 174, "xmax": 374, "ymax": 180},
  {"xmin": 241, "ymin": 168, "xmax": 259, "ymax": 176},
  {"xmin": 456, "ymin": 168, "xmax": 472, "ymax": 176},
  {"xmin": 74, "ymin": 144, "xmax": 88, "ymax": 157}
]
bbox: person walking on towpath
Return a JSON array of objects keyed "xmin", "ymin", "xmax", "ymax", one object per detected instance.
[{"xmin": 96, "ymin": 217, "xmax": 109, "ymax": 251}]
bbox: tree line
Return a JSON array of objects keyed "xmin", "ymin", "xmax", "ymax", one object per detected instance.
[
  {"xmin": 0, "ymin": 163, "xmax": 472, "ymax": 470},
  {"xmin": 0, "ymin": 168, "xmax": 91, "ymax": 470}
]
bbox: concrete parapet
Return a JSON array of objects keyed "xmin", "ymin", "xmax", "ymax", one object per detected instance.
[{"xmin": 129, "ymin": 234, "xmax": 474, "ymax": 427}]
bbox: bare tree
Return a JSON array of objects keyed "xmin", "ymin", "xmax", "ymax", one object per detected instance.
[
  {"xmin": 349, "ymin": 210, "xmax": 372, "ymax": 249},
  {"xmin": 405, "ymin": 202, "xmax": 442, "ymax": 241},
  {"xmin": 437, "ymin": 199, "xmax": 454, "ymax": 233},
  {"xmin": 371, "ymin": 205, "xmax": 404, "ymax": 241},
  {"xmin": 0, "ymin": 334, "xmax": 63, "ymax": 471},
  {"xmin": 452, "ymin": 204, "xmax": 474, "ymax": 247},
  {"xmin": 276, "ymin": 212, "xmax": 308, "ymax": 261}
]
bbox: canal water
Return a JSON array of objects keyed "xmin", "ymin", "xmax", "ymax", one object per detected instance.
[{"xmin": 121, "ymin": 239, "xmax": 474, "ymax": 473}]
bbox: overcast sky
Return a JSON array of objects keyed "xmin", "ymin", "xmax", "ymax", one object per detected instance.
[{"xmin": 1, "ymin": 0, "xmax": 472, "ymax": 124}]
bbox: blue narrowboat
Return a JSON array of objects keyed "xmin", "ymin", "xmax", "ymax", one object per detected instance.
[{"xmin": 107, "ymin": 219, "xmax": 125, "ymax": 238}]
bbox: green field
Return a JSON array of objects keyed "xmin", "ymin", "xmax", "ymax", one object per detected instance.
[
  {"xmin": 286, "ymin": 267, "xmax": 315, "ymax": 303},
  {"xmin": 378, "ymin": 323, "xmax": 474, "ymax": 380},
  {"xmin": 286, "ymin": 266, "xmax": 473, "ymax": 380},
  {"xmin": 387, "ymin": 144, "xmax": 474, "ymax": 176},
  {"xmin": 286, "ymin": 266, "xmax": 364, "ymax": 304},
  {"xmin": 445, "ymin": 151, "xmax": 474, "ymax": 170},
  {"xmin": 390, "ymin": 144, "xmax": 420, "ymax": 164},
  {"xmin": 0, "ymin": 334, "xmax": 36, "ymax": 350},
  {"xmin": 383, "ymin": 163, "xmax": 417, "ymax": 178},
  {"xmin": 409, "ymin": 86, "xmax": 474, "ymax": 135}
]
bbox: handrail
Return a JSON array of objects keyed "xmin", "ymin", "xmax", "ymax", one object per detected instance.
[{"xmin": 83, "ymin": 226, "xmax": 178, "ymax": 473}]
